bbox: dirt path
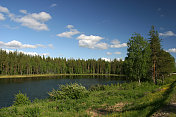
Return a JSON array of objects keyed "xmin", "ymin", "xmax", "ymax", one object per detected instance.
[{"xmin": 152, "ymin": 103, "xmax": 176, "ymax": 117}]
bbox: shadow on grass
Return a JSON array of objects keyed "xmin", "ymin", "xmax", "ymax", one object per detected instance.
[
  {"xmin": 121, "ymin": 81, "xmax": 176, "ymax": 117},
  {"xmin": 161, "ymin": 103, "xmax": 176, "ymax": 114}
]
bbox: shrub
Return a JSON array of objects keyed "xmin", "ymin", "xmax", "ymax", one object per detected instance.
[
  {"xmin": 48, "ymin": 83, "xmax": 89, "ymax": 100},
  {"xmin": 23, "ymin": 106, "xmax": 40, "ymax": 117},
  {"xmin": 89, "ymin": 84, "xmax": 106, "ymax": 91},
  {"xmin": 13, "ymin": 91, "xmax": 31, "ymax": 106}
]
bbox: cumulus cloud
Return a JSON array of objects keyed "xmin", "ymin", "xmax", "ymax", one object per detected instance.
[
  {"xmin": 101, "ymin": 57, "xmax": 111, "ymax": 62},
  {"xmin": 114, "ymin": 52, "xmax": 121, "ymax": 54},
  {"xmin": 13, "ymin": 12, "xmax": 51, "ymax": 30},
  {"xmin": 57, "ymin": 29, "xmax": 80, "ymax": 38},
  {"xmin": 57, "ymin": 25, "xmax": 80, "ymax": 38},
  {"xmin": 19, "ymin": 9, "xmax": 27, "ymax": 14},
  {"xmin": 77, "ymin": 34, "xmax": 108, "ymax": 49},
  {"xmin": 168, "ymin": 48, "xmax": 176, "ymax": 53},
  {"xmin": 0, "ymin": 40, "xmax": 53, "ymax": 49},
  {"xmin": 0, "ymin": 5, "xmax": 51, "ymax": 31},
  {"xmin": 159, "ymin": 31, "xmax": 176, "ymax": 37},
  {"xmin": 66, "ymin": 25, "xmax": 74, "ymax": 29},
  {"xmin": 106, "ymin": 52, "xmax": 112, "ymax": 55},
  {"xmin": 110, "ymin": 40, "xmax": 127, "ymax": 48},
  {"xmin": 0, "ymin": 13, "xmax": 5, "ymax": 20},
  {"xmin": 0, "ymin": 6, "xmax": 9, "ymax": 13},
  {"xmin": 95, "ymin": 42, "xmax": 108, "ymax": 49}
]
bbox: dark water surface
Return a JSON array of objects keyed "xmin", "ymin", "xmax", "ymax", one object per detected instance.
[{"xmin": 0, "ymin": 75, "xmax": 125, "ymax": 108}]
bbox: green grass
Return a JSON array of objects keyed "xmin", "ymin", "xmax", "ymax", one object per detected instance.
[
  {"xmin": 0, "ymin": 75, "xmax": 176, "ymax": 117},
  {"xmin": 0, "ymin": 74, "xmax": 125, "ymax": 79}
]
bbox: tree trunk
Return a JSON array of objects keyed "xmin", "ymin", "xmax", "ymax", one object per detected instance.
[{"xmin": 153, "ymin": 61, "xmax": 156, "ymax": 84}]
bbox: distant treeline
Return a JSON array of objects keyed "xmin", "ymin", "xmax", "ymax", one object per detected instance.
[{"xmin": 0, "ymin": 49, "xmax": 124, "ymax": 75}]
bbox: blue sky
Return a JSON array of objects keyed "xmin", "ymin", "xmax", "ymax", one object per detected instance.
[{"xmin": 0, "ymin": 0, "xmax": 176, "ymax": 61}]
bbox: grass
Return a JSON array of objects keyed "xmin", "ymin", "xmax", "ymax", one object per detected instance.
[
  {"xmin": 0, "ymin": 74, "xmax": 125, "ymax": 79},
  {"xmin": 0, "ymin": 75, "xmax": 176, "ymax": 117}
]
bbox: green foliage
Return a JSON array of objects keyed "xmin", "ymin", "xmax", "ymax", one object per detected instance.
[
  {"xmin": 48, "ymin": 83, "xmax": 89, "ymax": 100},
  {"xmin": 157, "ymin": 50, "xmax": 175, "ymax": 78},
  {"xmin": 0, "ymin": 49, "xmax": 124, "ymax": 75},
  {"xmin": 23, "ymin": 106, "xmax": 40, "ymax": 117},
  {"xmin": 89, "ymin": 84, "xmax": 106, "ymax": 91},
  {"xmin": 149, "ymin": 26, "xmax": 162, "ymax": 84},
  {"xmin": 125, "ymin": 33, "xmax": 151, "ymax": 82},
  {"xmin": 13, "ymin": 91, "xmax": 31, "ymax": 106},
  {"xmin": 1, "ymin": 75, "xmax": 176, "ymax": 117}
]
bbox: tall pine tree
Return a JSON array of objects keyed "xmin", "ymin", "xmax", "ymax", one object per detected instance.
[{"xmin": 149, "ymin": 26, "xmax": 161, "ymax": 84}]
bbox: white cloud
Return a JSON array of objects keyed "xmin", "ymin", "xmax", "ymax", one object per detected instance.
[
  {"xmin": 0, "ymin": 5, "xmax": 51, "ymax": 31},
  {"xmin": 114, "ymin": 52, "xmax": 121, "ymax": 54},
  {"xmin": 168, "ymin": 48, "xmax": 176, "ymax": 53},
  {"xmin": 15, "ymin": 16, "xmax": 49, "ymax": 31},
  {"xmin": 77, "ymin": 34, "xmax": 107, "ymax": 49},
  {"xmin": 41, "ymin": 53, "xmax": 50, "ymax": 56},
  {"xmin": 48, "ymin": 44, "xmax": 54, "ymax": 48},
  {"xmin": 0, "ymin": 6, "xmax": 9, "ymax": 13},
  {"xmin": 19, "ymin": 9, "xmax": 27, "ymax": 14},
  {"xmin": 12, "ymin": 12, "xmax": 51, "ymax": 30},
  {"xmin": 66, "ymin": 25, "xmax": 74, "ymax": 29},
  {"xmin": 30, "ymin": 12, "xmax": 51, "ymax": 22},
  {"xmin": 159, "ymin": 31, "xmax": 176, "ymax": 37},
  {"xmin": 106, "ymin": 52, "xmax": 112, "ymax": 55},
  {"xmin": 95, "ymin": 42, "xmax": 108, "ymax": 49},
  {"xmin": 0, "ymin": 40, "xmax": 53, "ymax": 49},
  {"xmin": 57, "ymin": 29, "xmax": 80, "ymax": 38},
  {"xmin": 50, "ymin": 4, "xmax": 57, "ymax": 8},
  {"xmin": 110, "ymin": 40, "xmax": 127, "ymax": 48},
  {"xmin": 101, "ymin": 57, "xmax": 111, "ymax": 62},
  {"xmin": 3, "ymin": 25, "xmax": 19, "ymax": 30},
  {"xmin": 0, "ymin": 13, "xmax": 5, "ymax": 20},
  {"xmin": 2, "ymin": 49, "xmax": 49, "ymax": 56}
]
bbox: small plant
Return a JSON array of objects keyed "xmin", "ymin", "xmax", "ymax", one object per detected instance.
[
  {"xmin": 48, "ymin": 83, "xmax": 89, "ymax": 100},
  {"xmin": 13, "ymin": 91, "xmax": 31, "ymax": 106},
  {"xmin": 23, "ymin": 106, "xmax": 40, "ymax": 117},
  {"xmin": 89, "ymin": 84, "xmax": 106, "ymax": 91}
]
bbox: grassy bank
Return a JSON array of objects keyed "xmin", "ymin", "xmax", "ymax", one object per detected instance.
[
  {"xmin": 0, "ymin": 74, "xmax": 125, "ymax": 79},
  {"xmin": 0, "ymin": 75, "xmax": 176, "ymax": 117}
]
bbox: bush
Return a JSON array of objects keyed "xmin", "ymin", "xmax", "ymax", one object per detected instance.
[
  {"xmin": 89, "ymin": 84, "xmax": 106, "ymax": 91},
  {"xmin": 13, "ymin": 91, "xmax": 31, "ymax": 106},
  {"xmin": 23, "ymin": 106, "xmax": 40, "ymax": 117},
  {"xmin": 48, "ymin": 83, "xmax": 89, "ymax": 100}
]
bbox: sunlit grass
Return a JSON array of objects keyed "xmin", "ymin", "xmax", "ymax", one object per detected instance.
[{"xmin": 0, "ymin": 74, "xmax": 125, "ymax": 79}]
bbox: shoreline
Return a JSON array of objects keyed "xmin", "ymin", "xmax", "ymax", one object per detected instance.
[{"xmin": 0, "ymin": 74, "xmax": 125, "ymax": 79}]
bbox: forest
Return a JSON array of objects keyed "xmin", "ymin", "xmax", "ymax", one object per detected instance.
[{"xmin": 0, "ymin": 49, "xmax": 124, "ymax": 75}]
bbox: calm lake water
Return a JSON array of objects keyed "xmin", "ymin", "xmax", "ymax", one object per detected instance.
[{"xmin": 0, "ymin": 75, "xmax": 125, "ymax": 108}]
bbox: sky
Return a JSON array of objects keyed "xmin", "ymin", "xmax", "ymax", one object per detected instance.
[{"xmin": 0, "ymin": 0, "xmax": 176, "ymax": 61}]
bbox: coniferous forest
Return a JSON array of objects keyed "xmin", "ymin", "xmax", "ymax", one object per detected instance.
[{"xmin": 0, "ymin": 49, "xmax": 124, "ymax": 75}]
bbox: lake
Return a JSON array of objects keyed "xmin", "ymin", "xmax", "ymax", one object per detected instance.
[{"xmin": 0, "ymin": 75, "xmax": 125, "ymax": 108}]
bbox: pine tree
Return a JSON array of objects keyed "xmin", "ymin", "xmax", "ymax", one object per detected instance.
[{"xmin": 149, "ymin": 26, "xmax": 161, "ymax": 84}]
